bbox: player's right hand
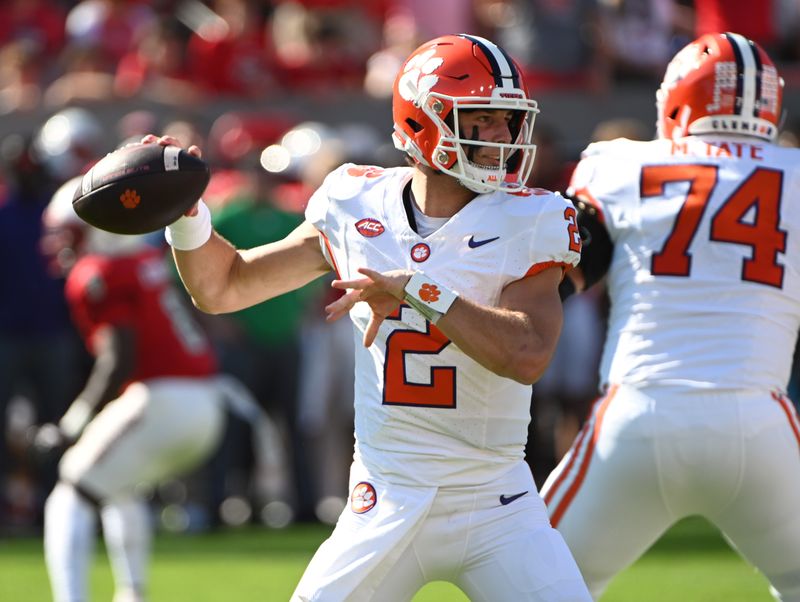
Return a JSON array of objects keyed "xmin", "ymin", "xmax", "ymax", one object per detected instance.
[{"xmin": 140, "ymin": 133, "xmax": 203, "ymax": 216}]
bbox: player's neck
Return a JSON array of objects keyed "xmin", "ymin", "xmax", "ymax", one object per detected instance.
[{"xmin": 410, "ymin": 167, "xmax": 476, "ymax": 218}]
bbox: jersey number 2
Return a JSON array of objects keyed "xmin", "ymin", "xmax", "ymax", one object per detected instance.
[
  {"xmin": 642, "ymin": 164, "xmax": 786, "ymax": 288},
  {"xmin": 383, "ymin": 307, "xmax": 456, "ymax": 408}
]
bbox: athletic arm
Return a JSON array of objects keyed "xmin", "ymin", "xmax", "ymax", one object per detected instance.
[
  {"xmin": 436, "ymin": 266, "xmax": 564, "ymax": 384},
  {"xmin": 326, "ymin": 266, "xmax": 565, "ymax": 385},
  {"xmin": 58, "ymin": 325, "xmax": 136, "ymax": 441},
  {"xmin": 172, "ymin": 220, "xmax": 331, "ymax": 314},
  {"xmin": 145, "ymin": 134, "xmax": 331, "ymax": 314}
]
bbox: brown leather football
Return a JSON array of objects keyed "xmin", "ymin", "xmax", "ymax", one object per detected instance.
[{"xmin": 72, "ymin": 143, "xmax": 209, "ymax": 235}]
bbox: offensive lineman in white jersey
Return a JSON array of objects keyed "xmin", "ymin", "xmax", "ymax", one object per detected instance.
[
  {"xmin": 156, "ymin": 34, "xmax": 590, "ymax": 601},
  {"xmin": 542, "ymin": 32, "xmax": 800, "ymax": 600}
]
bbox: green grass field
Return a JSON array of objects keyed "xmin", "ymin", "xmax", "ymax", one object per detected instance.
[{"xmin": 0, "ymin": 517, "xmax": 770, "ymax": 601}]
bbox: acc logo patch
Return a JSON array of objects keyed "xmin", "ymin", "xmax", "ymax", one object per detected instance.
[
  {"xmin": 410, "ymin": 242, "xmax": 430, "ymax": 263},
  {"xmin": 350, "ymin": 481, "xmax": 377, "ymax": 514},
  {"xmin": 355, "ymin": 218, "xmax": 385, "ymax": 238}
]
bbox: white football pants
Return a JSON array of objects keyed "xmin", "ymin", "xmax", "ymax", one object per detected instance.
[
  {"xmin": 542, "ymin": 384, "xmax": 800, "ymax": 601},
  {"xmin": 293, "ymin": 459, "xmax": 591, "ymax": 601}
]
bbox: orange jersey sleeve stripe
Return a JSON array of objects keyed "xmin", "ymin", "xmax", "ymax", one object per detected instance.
[
  {"xmin": 320, "ymin": 231, "xmax": 342, "ymax": 280},
  {"xmin": 772, "ymin": 391, "xmax": 800, "ymax": 453},
  {"xmin": 548, "ymin": 384, "xmax": 619, "ymax": 528},
  {"xmin": 524, "ymin": 261, "xmax": 571, "ymax": 279}
]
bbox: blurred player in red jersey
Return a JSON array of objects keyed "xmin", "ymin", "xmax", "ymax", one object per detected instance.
[
  {"xmin": 39, "ymin": 177, "xmax": 243, "ymax": 602},
  {"xmin": 543, "ymin": 33, "xmax": 800, "ymax": 600}
]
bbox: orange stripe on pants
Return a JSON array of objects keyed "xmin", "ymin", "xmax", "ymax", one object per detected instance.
[
  {"xmin": 772, "ymin": 391, "xmax": 800, "ymax": 454},
  {"xmin": 549, "ymin": 384, "xmax": 618, "ymax": 528}
]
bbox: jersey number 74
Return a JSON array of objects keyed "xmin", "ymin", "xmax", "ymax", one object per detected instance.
[{"xmin": 642, "ymin": 164, "xmax": 787, "ymax": 288}]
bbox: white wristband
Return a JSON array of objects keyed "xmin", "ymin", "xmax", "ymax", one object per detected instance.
[
  {"xmin": 403, "ymin": 271, "xmax": 459, "ymax": 324},
  {"xmin": 165, "ymin": 199, "xmax": 212, "ymax": 250}
]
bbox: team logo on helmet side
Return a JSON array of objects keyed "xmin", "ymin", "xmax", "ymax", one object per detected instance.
[
  {"xmin": 350, "ymin": 481, "xmax": 377, "ymax": 514},
  {"xmin": 661, "ymin": 44, "xmax": 699, "ymax": 89},
  {"xmin": 397, "ymin": 48, "xmax": 443, "ymax": 105}
]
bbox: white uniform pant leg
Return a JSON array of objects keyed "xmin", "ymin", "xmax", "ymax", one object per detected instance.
[
  {"xmin": 100, "ymin": 497, "xmax": 151, "ymax": 602},
  {"xmin": 291, "ymin": 461, "xmax": 437, "ymax": 602},
  {"xmin": 59, "ymin": 378, "xmax": 225, "ymax": 500},
  {"xmin": 44, "ymin": 482, "xmax": 97, "ymax": 602},
  {"xmin": 540, "ymin": 386, "xmax": 676, "ymax": 600},
  {"xmin": 708, "ymin": 393, "xmax": 800, "ymax": 602},
  {"xmin": 371, "ymin": 461, "xmax": 591, "ymax": 602},
  {"xmin": 53, "ymin": 378, "xmax": 224, "ymax": 601}
]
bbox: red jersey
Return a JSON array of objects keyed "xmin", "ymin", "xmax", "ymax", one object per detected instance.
[{"xmin": 65, "ymin": 247, "xmax": 216, "ymax": 381}]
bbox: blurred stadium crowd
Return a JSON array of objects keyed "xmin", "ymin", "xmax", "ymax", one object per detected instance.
[{"xmin": 2, "ymin": 0, "xmax": 800, "ymax": 536}]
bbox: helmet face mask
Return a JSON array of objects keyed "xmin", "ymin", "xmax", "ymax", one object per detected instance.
[
  {"xmin": 656, "ymin": 32, "xmax": 783, "ymax": 142},
  {"xmin": 392, "ymin": 34, "xmax": 539, "ymax": 194}
]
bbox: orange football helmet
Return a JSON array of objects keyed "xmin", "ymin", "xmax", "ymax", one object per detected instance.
[
  {"xmin": 656, "ymin": 32, "xmax": 783, "ymax": 141},
  {"xmin": 392, "ymin": 34, "xmax": 538, "ymax": 194}
]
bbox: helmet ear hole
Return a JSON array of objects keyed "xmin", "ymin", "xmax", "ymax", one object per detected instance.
[
  {"xmin": 406, "ymin": 118, "xmax": 424, "ymax": 133},
  {"xmin": 669, "ymin": 107, "xmax": 679, "ymax": 120}
]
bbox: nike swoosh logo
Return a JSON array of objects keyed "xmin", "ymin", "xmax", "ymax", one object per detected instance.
[
  {"xmin": 468, "ymin": 235, "xmax": 500, "ymax": 249},
  {"xmin": 499, "ymin": 491, "xmax": 528, "ymax": 505}
]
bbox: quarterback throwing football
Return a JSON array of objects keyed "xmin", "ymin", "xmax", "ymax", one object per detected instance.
[{"xmin": 160, "ymin": 34, "xmax": 590, "ymax": 601}]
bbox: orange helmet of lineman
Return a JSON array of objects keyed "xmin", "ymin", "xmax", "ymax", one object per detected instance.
[{"xmin": 656, "ymin": 32, "xmax": 784, "ymax": 141}]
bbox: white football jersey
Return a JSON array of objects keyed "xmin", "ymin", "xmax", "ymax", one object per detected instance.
[
  {"xmin": 306, "ymin": 163, "xmax": 581, "ymax": 487},
  {"xmin": 569, "ymin": 135, "xmax": 800, "ymax": 392}
]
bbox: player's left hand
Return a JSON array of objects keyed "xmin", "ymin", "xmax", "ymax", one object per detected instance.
[{"xmin": 327, "ymin": 267, "xmax": 412, "ymax": 347}]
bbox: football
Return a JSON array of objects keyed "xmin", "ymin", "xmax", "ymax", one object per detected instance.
[{"xmin": 72, "ymin": 143, "xmax": 210, "ymax": 235}]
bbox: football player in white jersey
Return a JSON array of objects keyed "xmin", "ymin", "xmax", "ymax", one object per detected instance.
[
  {"xmin": 542, "ymin": 32, "xmax": 800, "ymax": 600},
  {"xmin": 157, "ymin": 34, "xmax": 590, "ymax": 601}
]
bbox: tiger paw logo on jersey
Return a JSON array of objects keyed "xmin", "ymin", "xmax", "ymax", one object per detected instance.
[
  {"xmin": 120, "ymin": 189, "xmax": 140, "ymax": 209},
  {"xmin": 410, "ymin": 243, "xmax": 430, "ymax": 262},
  {"xmin": 419, "ymin": 283, "xmax": 440, "ymax": 303},
  {"xmin": 350, "ymin": 481, "xmax": 377, "ymax": 514},
  {"xmin": 347, "ymin": 165, "xmax": 384, "ymax": 178}
]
